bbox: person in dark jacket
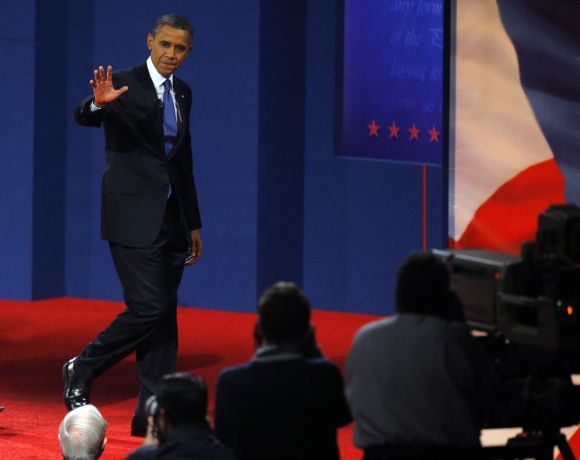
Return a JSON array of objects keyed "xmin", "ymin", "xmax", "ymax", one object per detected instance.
[
  {"xmin": 63, "ymin": 13, "xmax": 203, "ymax": 437},
  {"xmin": 126, "ymin": 372, "xmax": 234, "ymax": 460},
  {"xmin": 215, "ymin": 281, "xmax": 352, "ymax": 460}
]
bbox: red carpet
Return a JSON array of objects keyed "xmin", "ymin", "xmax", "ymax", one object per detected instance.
[{"xmin": 0, "ymin": 298, "xmax": 379, "ymax": 459}]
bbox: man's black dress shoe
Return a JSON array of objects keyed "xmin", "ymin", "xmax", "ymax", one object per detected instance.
[
  {"xmin": 131, "ymin": 414, "xmax": 148, "ymax": 437},
  {"xmin": 63, "ymin": 357, "xmax": 91, "ymax": 411}
]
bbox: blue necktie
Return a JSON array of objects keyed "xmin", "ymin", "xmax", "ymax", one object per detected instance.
[{"xmin": 162, "ymin": 79, "xmax": 177, "ymax": 156}]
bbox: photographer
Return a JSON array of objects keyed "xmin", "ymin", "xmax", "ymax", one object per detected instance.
[
  {"xmin": 345, "ymin": 252, "xmax": 495, "ymax": 459},
  {"xmin": 215, "ymin": 281, "xmax": 352, "ymax": 460},
  {"xmin": 126, "ymin": 373, "xmax": 233, "ymax": 460}
]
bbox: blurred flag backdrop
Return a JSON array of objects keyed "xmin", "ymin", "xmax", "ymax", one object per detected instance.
[{"xmin": 449, "ymin": 0, "xmax": 579, "ymax": 254}]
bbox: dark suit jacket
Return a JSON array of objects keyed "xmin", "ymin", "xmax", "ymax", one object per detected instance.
[
  {"xmin": 75, "ymin": 64, "xmax": 201, "ymax": 247},
  {"xmin": 125, "ymin": 425, "xmax": 235, "ymax": 460},
  {"xmin": 215, "ymin": 355, "xmax": 352, "ymax": 460}
]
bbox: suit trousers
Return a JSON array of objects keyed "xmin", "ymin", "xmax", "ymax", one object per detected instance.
[{"xmin": 75, "ymin": 194, "xmax": 188, "ymax": 415}]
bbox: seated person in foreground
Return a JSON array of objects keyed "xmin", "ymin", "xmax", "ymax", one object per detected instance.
[
  {"xmin": 126, "ymin": 372, "xmax": 234, "ymax": 460},
  {"xmin": 59, "ymin": 404, "xmax": 107, "ymax": 460},
  {"xmin": 215, "ymin": 281, "xmax": 352, "ymax": 460},
  {"xmin": 345, "ymin": 252, "xmax": 494, "ymax": 458}
]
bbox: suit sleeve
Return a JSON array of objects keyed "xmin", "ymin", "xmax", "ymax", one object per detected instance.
[
  {"xmin": 176, "ymin": 86, "xmax": 202, "ymax": 230},
  {"xmin": 179, "ymin": 134, "xmax": 202, "ymax": 230},
  {"xmin": 74, "ymin": 95, "xmax": 105, "ymax": 127}
]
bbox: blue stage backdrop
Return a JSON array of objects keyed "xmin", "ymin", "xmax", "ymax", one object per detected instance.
[
  {"xmin": 302, "ymin": 0, "xmax": 445, "ymax": 314},
  {"xmin": 0, "ymin": 0, "xmax": 445, "ymax": 316},
  {"xmin": 341, "ymin": 0, "xmax": 443, "ymax": 165}
]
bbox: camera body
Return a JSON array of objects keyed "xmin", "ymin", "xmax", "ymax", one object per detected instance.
[
  {"xmin": 432, "ymin": 248, "xmax": 580, "ymax": 359},
  {"xmin": 434, "ymin": 204, "xmax": 580, "ymax": 430}
]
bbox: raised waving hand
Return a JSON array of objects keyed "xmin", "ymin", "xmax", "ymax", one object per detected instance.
[{"xmin": 90, "ymin": 65, "xmax": 129, "ymax": 107}]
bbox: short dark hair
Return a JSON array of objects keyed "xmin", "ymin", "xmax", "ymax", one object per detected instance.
[
  {"xmin": 156, "ymin": 373, "xmax": 207, "ymax": 427},
  {"xmin": 152, "ymin": 13, "xmax": 194, "ymax": 43},
  {"xmin": 258, "ymin": 282, "xmax": 311, "ymax": 344},
  {"xmin": 395, "ymin": 252, "xmax": 451, "ymax": 316}
]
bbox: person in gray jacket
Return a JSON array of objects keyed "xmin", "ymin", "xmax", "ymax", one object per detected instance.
[{"xmin": 345, "ymin": 252, "xmax": 494, "ymax": 459}]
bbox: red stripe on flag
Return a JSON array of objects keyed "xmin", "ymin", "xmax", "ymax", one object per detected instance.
[{"xmin": 451, "ymin": 159, "xmax": 564, "ymax": 254}]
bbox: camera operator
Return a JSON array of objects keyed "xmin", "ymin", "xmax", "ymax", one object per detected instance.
[
  {"xmin": 345, "ymin": 252, "xmax": 495, "ymax": 459},
  {"xmin": 126, "ymin": 372, "xmax": 233, "ymax": 460}
]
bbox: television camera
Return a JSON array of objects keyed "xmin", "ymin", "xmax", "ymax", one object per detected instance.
[{"xmin": 434, "ymin": 204, "xmax": 580, "ymax": 459}]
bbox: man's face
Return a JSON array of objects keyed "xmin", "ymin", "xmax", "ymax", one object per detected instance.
[{"xmin": 147, "ymin": 25, "xmax": 192, "ymax": 78}]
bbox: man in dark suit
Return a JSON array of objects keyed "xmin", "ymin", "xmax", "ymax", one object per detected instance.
[{"xmin": 64, "ymin": 13, "xmax": 202, "ymax": 437}]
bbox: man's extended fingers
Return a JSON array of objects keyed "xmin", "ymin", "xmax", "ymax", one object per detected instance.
[
  {"xmin": 92, "ymin": 65, "xmax": 116, "ymax": 87},
  {"xmin": 191, "ymin": 241, "xmax": 202, "ymax": 260},
  {"xmin": 184, "ymin": 241, "xmax": 202, "ymax": 266}
]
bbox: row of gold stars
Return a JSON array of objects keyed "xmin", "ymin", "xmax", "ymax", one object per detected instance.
[{"xmin": 367, "ymin": 120, "xmax": 440, "ymax": 142}]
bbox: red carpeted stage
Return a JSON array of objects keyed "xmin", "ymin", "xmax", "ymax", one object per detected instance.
[
  {"xmin": 3, "ymin": 298, "xmax": 579, "ymax": 460},
  {"xmin": 0, "ymin": 298, "xmax": 379, "ymax": 459}
]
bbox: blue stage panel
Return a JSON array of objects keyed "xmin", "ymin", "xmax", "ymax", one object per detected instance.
[{"xmin": 341, "ymin": 0, "xmax": 443, "ymax": 164}]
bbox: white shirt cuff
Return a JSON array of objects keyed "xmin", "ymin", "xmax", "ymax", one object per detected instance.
[{"xmin": 89, "ymin": 101, "xmax": 102, "ymax": 112}]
